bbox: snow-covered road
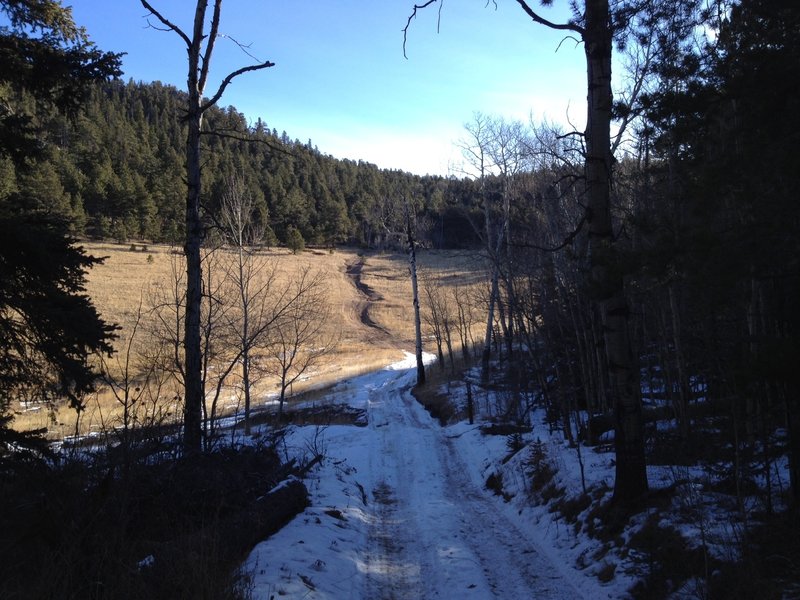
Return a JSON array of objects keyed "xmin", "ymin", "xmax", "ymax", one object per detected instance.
[{"xmin": 245, "ymin": 353, "xmax": 590, "ymax": 599}]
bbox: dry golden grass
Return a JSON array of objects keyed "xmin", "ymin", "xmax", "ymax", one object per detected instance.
[{"xmin": 13, "ymin": 242, "xmax": 489, "ymax": 438}]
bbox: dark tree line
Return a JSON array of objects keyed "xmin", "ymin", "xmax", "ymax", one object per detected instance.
[
  {"xmin": 0, "ymin": 0, "xmax": 121, "ymax": 448},
  {"xmin": 0, "ymin": 78, "xmax": 488, "ymax": 250},
  {"xmin": 0, "ymin": 6, "xmax": 311, "ymax": 597}
]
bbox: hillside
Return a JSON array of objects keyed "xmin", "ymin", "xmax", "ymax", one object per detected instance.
[{"xmin": 0, "ymin": 79, "xmax": 483, "ymax": 249}]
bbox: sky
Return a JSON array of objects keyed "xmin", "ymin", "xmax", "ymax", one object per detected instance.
[{"xmin": 68, "ymin": 1, "xmax": 588, "ymax": 176}]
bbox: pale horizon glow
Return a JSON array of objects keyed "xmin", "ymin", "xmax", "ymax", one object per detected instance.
[{"xmin": 69, "ymin": 1, "xmax": 589, "ymax": 176}]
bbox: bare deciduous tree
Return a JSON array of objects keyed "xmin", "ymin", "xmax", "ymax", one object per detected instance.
[
  {"xmin": 140, "ymin": 0, "xmax": 275, "ymax": 454},
  {"xmin": 407, "ymin": 0, "xmax": 648, "ymax": 504},
  {"xmin": 452, "ymin": 284, "xmax": 477, "ymax": 361},
  {"xmin": 97, "ymin": 297, "xmax": 173, "ymax": 465},
  {"xmin": 422, "ymin": 273, "xmax": 456, "ymax": 373},
  {"xmin": 406, "ymin": 202, "xmax": 426, "ymax": 385},
  {"xmin": 266, "ymin": 268, "xmax": 337, "ymax": 420},
  {"xmin": 219, "ymin": 174, "xmax": 270, "ymax": 435}
]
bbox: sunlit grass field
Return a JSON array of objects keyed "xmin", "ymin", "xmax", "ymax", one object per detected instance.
[{"xmin": 14, "ymin": 242, "xmax": 489, "ymax": 438}]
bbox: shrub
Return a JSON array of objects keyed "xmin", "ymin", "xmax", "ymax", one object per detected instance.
[
  {"xmin": 0, "ymin": 444, "xmax": 308, "ymax": 600},
  {"xmin": 628, "ymin": 516, "xmax": 711, "ymax": 599}
]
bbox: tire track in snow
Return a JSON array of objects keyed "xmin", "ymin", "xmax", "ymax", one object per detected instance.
[
  {"xmin": 363, "ymin": 380, "xmax": 431, "ymax": 599},
  {"xmin": 437, "ymin": 434, "xmax": 581, "ymax": 599},
  {"xmin": 361, "ymin": 372, "xmax": 587, "ymax": 599}
]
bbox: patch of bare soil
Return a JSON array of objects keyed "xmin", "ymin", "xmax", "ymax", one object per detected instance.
[{"xmin": 346, "ymin": 257, "xmax": 390, "ymax": 335}]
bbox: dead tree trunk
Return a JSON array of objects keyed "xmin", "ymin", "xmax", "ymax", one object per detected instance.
[
  {"xmin": 182, "ymin": 11, "xmax": 205, "ymax": 456},
  {"xmin": 407, "ymin": 208, "xmax": 426, "ymax": 386}
]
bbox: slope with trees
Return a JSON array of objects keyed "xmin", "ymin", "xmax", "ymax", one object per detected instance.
[{"xmin": 0, "ymin": 78, "xmax": 487, "ymax": 250}]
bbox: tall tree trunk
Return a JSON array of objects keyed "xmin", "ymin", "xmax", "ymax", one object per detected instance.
[
  {"xmin": 238, "ymin": 245, "xmax": 253, "ymax": 435},
  {"xmin": 140, "ymin": 0, "xmax": 274, "ymax": 454},
  {"xmin": 584, "ymin": 0, "xmax": 647, "ymax": 504},
  {"xmin": 668, "ymin": 283, "xmax": 690, "ymax": 438},
  {"xmin": 407, "ymin": 212, "xmax": 425, "ymax": 385},
  {"xmin": 242, "ymin": 341, "xmax": 252, "ymax": 435},
  {"xmin": 482, "ymin": 266, "xmax": 500, "ymax": 379},
  {"xmin": 182, "ymin": 34, "xmax": 205, "ymax": 456}
]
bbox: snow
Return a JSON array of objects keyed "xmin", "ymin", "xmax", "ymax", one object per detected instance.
[
  {"xmin": 243, "ymin": 351, "xmax": 629, "ymax": 599},
  {"xmin": 239, "ymin": 349, "xmax": 793, "ymax": 598}
]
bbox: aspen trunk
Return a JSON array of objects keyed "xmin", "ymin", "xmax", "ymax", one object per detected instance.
[
  {"xmin": 407, "ymin": 213, "xmax": 425, "ymax": 386},
  {"xmin": 182, "ymin": 21, "xmax": 205, "ymax": 455},
  {"xmin": 238, "ymin": 245, "xmax": 253, "ymax": 436},
  {"xmin": 584, "ymin": 0, "xmax": 647, "ymax": 503},
  {"xmin": 481, "ymin": 267, "xmax": 500, "ymax": 379}
]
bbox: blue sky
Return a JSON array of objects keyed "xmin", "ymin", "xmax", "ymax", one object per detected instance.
[{"xmin": 68, "ymin": 1, "xmax": 587, "ymax": 175}]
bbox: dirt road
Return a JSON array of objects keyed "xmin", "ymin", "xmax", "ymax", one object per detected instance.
[
  {"xmin": 359, "ymin": 366, "xmax": 587, "ymax": 599},
  {"xmin": 246, "ymin": 355, "xmax": 590, "ymax": 599}
]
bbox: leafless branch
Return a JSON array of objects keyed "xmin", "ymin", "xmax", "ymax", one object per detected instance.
[
  {"xmin": 514, "ymin": 0, "xmax": 584, "ymax": 34},
  {"xmin": 143, "ymin": 18, "xmax": 174, "ymax": 34},
  {"xmin": 556, "ymin": 130, "xmax": 584, "ymax": 142},
  {"xmin": 611, "ymin": 33, "xmax": 654, "ymax": 155},
  {"xmin": 140, "ymin": 1, "xmax": 191, "ymax": 47},
  {"xmin": 219, "ymin": 34, "xmax": 261, "ymax": 63},
  {"xmin": 403, "ymin": 0, "xmax": 443, "ymax": 59},
  {"xmin": 200, "ymin": 127, "xmax": 294, "ymax": 156},
  {"xmin": 555, "ymin": 34, "xmax": 582, "ymax": 52},
  {"xmin": 199, "ymin": 0, "xmax": 222, "ymax": 94},
  {"xmin": 513, "ymin": 212, "xmax": 587, "ymax": 253},
  {"xmin": 201, "ymin": 61, "xmax": 276, "ymax": 112}
]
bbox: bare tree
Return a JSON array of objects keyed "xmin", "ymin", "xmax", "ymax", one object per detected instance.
[
  {"xmin": 406, "ymin": 202, "xmax": 426, "ymax": 385},
  {"xmin": 97, "ymin": 297, "xmax": 173, "ymax": 465},
  {"xmin": 421, "ymin": 272, "xmax": 446, "ymax": 368},
  {"xmin": 407, "ymin": 0, "xmax": 648, "ymax": 504},
  {"xmin": 422, "ymin": 273, "xmax": 456, "ymax": 373},
  {"xmin": 219, "ymin": 175, "xmax": 270, "ymax": 435},
  {"xmin": 485, "ymin": 116, "xmax": 530, "ymax": 360},
  {"xmin": 198, "ymin": 246, "xmax": 240, "ymax": 449},
  {"xmin": 456, "ymin": 113, "xmax": 503, "ymax": 378},
  {"xmin": 146, "ymin": 247, "xmax": 236, "ymax": 449},
  {"xmin": 147, "ymin": 250, "xmax": 188, "ymax": 394},
  {"xmin": 452, "ymin": 284, "xmax": 477, "ymax": 361},
  {"xmin": 266, "ymin": 268, "xmax": 336, "ymax": 420},
  {"xmin": 140, "ymin": 1, "xmax": 275, "ymax": 455}
]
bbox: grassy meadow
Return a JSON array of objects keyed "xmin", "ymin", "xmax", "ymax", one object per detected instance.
[{"xmin": 14, "ymin": 242, "xmax": 489, "ymax": 438}]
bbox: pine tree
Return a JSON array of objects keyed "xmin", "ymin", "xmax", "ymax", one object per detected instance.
[
  {"xmin": 0, "ymin": 0, "xmax": 120, "ymax": 449},
  {"xmin": 286, "ymin": 225, "xmax": 305, "ymax": 254}
]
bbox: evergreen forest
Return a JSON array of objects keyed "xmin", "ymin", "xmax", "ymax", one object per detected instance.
[{"xmin": 0, "ymin": 78, "xmax": 482, "ymax": 249}]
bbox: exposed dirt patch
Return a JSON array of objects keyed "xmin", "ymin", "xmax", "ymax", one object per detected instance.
[
  {"xmin": 372, "ymin": 481, "xmax": 397, "ymax": 506},
  {"xmin": 346, "ymin": 258, "xmax": 383, "ymax": 301},
  {"xmin": 346, "ymin": 257, "xmax": 390, "ymax": 335}
]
